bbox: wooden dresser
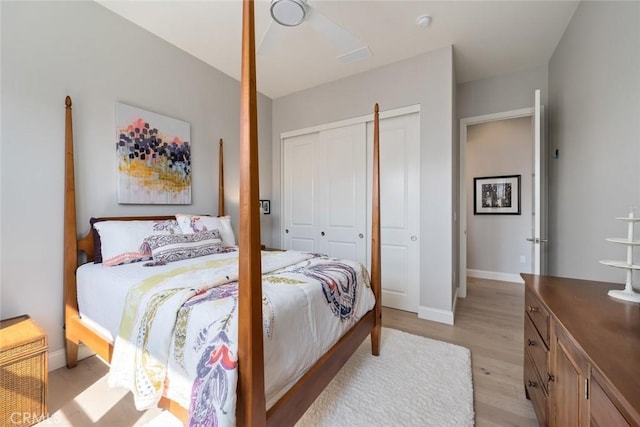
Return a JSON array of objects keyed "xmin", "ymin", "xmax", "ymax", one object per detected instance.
[{"xmin": 522, "ymin": 274, "xmax": 640, "ymax": 427}]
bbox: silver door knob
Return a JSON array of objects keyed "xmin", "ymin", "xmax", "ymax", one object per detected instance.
[
  {"xmin": 410, "ymin": 235, "xmax": 417, "ymax": 241},
  {"xmin": 358, "ymin": 233, "xmax": 364, "ymax": 239}
]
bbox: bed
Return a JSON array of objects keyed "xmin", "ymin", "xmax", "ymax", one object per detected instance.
[{"xmin": 63, "ymin": 1, "xmax": 382, "ymax": 425}]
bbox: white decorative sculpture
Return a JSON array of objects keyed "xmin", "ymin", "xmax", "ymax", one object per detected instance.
[{"xmin": 600, "ymin": 208, "xmax": 640, "ymax": 303}]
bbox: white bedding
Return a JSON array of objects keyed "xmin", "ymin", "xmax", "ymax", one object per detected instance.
[
  {"xmin": 77, "ymin": 251, "xmax": 244, "ymax": 341},
  {"xmin": 76, "ymin": 249, "xmax": 375, "ymax": 426}
]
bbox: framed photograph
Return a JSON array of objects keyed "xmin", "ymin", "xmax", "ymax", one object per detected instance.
[
  {"xmin": 116, "ymin": 102, "xmax": 191, "ymax": 205},
  {"xmin": 259, "ymin": 199, "xmax": 270, "ymax": 215},
  {"xmin": 474, "ymin": 175, "xmax": 521, "ymax": 215}
]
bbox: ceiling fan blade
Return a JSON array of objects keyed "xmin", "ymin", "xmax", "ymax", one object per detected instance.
[
  {"xmin": 258, "ymin": 19, "xmax": 284, "ymax": 56},
  {"xmin": 305, "ymin": 5, "xmax": 362, "ymax": 54}
]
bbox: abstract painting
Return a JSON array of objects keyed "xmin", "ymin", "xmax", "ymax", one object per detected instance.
[{"xmin": 116, "ymin": 102, "xmax": 191, "ymax": 204}]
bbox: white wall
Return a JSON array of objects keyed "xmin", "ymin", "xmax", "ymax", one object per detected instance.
[
  {"xmin": 457, "ymin": 66, "xmax": 548, "ymax": 120},
  {"xmin": 548, "ymin": 1, "xmax": 640, "ymax": 281},
  {"xmin": 466, "ymin": 117, "xmax": 533, "ymax": 277},
  {"xmin": 0, "ymin": 1, "xmax": 273, "ymax": 359},
  {"xmin": 272, "ymin": 47, "xmax": 456, "ymax": 321}
]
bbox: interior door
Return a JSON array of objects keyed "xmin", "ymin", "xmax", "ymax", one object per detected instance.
[
  {"xmin": 367, "ymin": 112, "xmax": 420, "ymax": 312},
  {"xmin": 317, "ymin": 124, "xmax": 367, "ymax": 263},
  {"xmin": 528, "ymin": 89, "xmax": 548, "ymax": 274},
  {"xmin": 283, "ymin": 132, "xmax": 320, "ymax": 252}
]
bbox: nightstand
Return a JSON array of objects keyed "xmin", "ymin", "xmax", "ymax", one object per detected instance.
[{"xmin": 0, "ymin": 315, "xmax": 48, "ymax": 427}]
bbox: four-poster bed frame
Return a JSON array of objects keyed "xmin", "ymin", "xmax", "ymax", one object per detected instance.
[{"xmin": 63, "ymin": 1, "xmax": 382, "ymax": 425}]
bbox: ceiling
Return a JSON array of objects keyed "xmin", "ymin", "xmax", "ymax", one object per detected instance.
[{"xmin": 97, "ymin": 0, "xmax": 579, "ymax": 99}]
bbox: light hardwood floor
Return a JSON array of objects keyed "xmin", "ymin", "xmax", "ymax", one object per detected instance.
[{"xmin": 41, "ymin": 277, "xmax": 537, "ymax": 426}]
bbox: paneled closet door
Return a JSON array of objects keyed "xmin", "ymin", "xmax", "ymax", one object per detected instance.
[
  {"xmin": 317, "ymin": 124, "xmax": 367, "ymax": 264},
  {"xmin": 283, "ymin": 124, "xmax": 367, "ymax": 264},
  {"xmin": 367, "ymin": 112, "xmax": 420, "ymax": 313},
  {"xmin": 283, "ymin": 132, "xmax": 321, "ymax": 252}
]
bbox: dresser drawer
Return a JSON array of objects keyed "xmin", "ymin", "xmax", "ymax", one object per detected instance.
[
  {"xmin": 524, "ymin": 352, "xmax": 547, "ymax": 426},
  {"xmin": 525, "ymin": 288, "xmax": 549, "ymax": 347},
  {"xmin": 525, "ymin": 314, "xmax": 549, "ymax": 393}
]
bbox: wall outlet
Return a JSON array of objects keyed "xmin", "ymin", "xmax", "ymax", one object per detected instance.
[{"xmin": 520, "ymin": 255, "xmax": 526, "ymax": 264}]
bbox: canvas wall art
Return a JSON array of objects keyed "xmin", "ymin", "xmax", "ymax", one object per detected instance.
[{"xmin": 116, "ymin": 102, "xmax": 191, "ymax": 204}]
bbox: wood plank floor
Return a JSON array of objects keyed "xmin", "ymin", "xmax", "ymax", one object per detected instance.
[{"xmin": 41, "ymin": 277, "xmax": 537, "ymax": 426}]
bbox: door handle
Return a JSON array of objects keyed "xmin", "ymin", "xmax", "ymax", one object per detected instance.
[
  {"xmin": 285, "ymin": 229, "xmax": 289, "ymax": 234},
  {"xmin": 526, "ymin": 237, "xmax": 549, "ymax": 243},
  {"xmin": 358, "ymin": 233, "xmax": 364, "ymax": 239},
  {"xmin": 321, "ymin": 231, "xmax": 325, "ymax": 236},
  {"xmin": 410, "ymin": 235, "xmax": 417, "ymax": 242}
]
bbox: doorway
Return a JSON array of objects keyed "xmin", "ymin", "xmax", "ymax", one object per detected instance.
[{"xmin": 459, "ymin": 106, "xmax": 540, "ymax": 297}]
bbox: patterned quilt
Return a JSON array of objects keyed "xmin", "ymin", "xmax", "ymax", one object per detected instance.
[{"xmin": 107, "ymin": 250, "xmax": 375, "ymax": 426}]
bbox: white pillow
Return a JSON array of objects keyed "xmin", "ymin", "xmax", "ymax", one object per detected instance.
[
  {"xmin": 175, "ymin": 214, "xmax": 236, "ymax": 247},
  {"xmin": 93, "ymin": 219, "xmax": 181, "ymax": 266}
]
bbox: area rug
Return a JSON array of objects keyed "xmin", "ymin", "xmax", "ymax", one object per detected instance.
[
  {"xmin": 297, "ymin": 328, "xmax": 474, "ymax": 426},
  {"xmin": 145, "ymin": 328, "xmax": 474, "ymax": 426}
]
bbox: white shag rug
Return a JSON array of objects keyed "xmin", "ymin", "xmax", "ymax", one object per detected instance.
[
  {"xmin": 296, "ymin": 328, "xmax": 474, "ymax": 426},
  {"xmin": 146, "ymin": 328, "xmax": 474, "ymax": 426}
]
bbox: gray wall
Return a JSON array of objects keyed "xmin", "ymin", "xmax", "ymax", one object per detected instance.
[
  {"xmin": 466, "ymin": 117, "xmax": 533, "ymax": 275},
  {"xmin": 457, "ymin": 66, "xmax": 548, "ymax": 120},
  {"xmin": 0, "ymin": 1, "xmax": 273, "ymax": 357},
  {"xmin": 548, "ymin": 1, "xmax": 640, "ymax": 282},
  {"xmin": 273, "ymin": 47, "xmax": 455, "ymax": 316}
]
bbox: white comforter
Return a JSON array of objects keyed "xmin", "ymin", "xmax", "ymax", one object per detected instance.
[{"xmin": 98, "ymin": 250, "xmax": 374, "ymax": 426}]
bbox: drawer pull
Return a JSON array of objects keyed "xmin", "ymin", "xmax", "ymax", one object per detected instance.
[
  {"xmin": 527, "ymin": 339, "xmax": 536, "ymax": 347},
  {"xmin": 547, "ymin": 373, "xmax": 555, "ymax": 384},
  {"xmin": 528, "ymin": 380, "xmax": 538, "ymax": 388},
  {"xmin": 527, "ymin": 305, "xmax": 539, "ymax": 313}
]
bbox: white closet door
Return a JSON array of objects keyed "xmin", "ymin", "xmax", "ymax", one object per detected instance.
[
  {"xmin": 367, "ymin": 113, "xmax": 420, "ymax": 312},
  {"xmin": 283, "ymin": 132, "xmax": 320, "ymax": 252},
  {"xmin": 317, "ymin": 124, "xmax": 367, "ymax": 264}
]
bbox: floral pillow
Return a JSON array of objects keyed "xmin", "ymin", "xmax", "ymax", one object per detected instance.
[
  {"xmin": 175, "ymin": 214, "xmax": 236, "ymax": 247},
  {"xmin": 141, "ymin": 229, "xmax": 224, "ymax": 265}
]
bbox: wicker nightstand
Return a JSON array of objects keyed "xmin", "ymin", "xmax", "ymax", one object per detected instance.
[{"xmin": 0, "ymin": 315, "xmax": 48, "ymax": 427}]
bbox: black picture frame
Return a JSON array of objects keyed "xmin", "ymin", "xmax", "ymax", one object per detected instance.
[
  {"xmin": 473, "ymin": 175, "xmax": 521, "ymax": 215},
  {"xmin": 259, "ymin": 199, "xmax": 270, "ymax": 215}
]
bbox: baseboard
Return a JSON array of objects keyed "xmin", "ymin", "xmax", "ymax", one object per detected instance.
[
  {"xmin": 467, "ymin": 269, "xmax": 524, "ymax": 284},
  {"xmin": 48, "ymin": 344, "xmax": 95, "ymax": 371},
  {"xmin": 418, "ymin": 305, "xmax": 454, "ymax": 325}
]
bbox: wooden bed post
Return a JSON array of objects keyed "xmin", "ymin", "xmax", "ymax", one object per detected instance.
[
  {"xmin": 218, "ymin": 138, "xmax": 225, "ymax": 216},
  {"xmin": 371, "ymin": 103, "xmax": 382, "ymax": 356},
  {"xmin": 63, "ymin": 96, "xmax": 80, "ymax": 368},
  {"xmin": 237, "ymin": 0, "xmax": 267, "ymax": 425}
]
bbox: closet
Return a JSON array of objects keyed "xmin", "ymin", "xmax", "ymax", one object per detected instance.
[{"xmin": 282, "ymin": 109, "xmax": 420, "ymax": 312}]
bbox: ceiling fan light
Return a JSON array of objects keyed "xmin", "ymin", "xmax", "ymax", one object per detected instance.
[{"xmin": 271, "ymin": 0, "xmax": 307, "ymax": 27}]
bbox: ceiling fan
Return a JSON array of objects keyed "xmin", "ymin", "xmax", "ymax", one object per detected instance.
[{"xmin": 258, "ymin": 0, "xmax": 372, "ymax": 63}]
